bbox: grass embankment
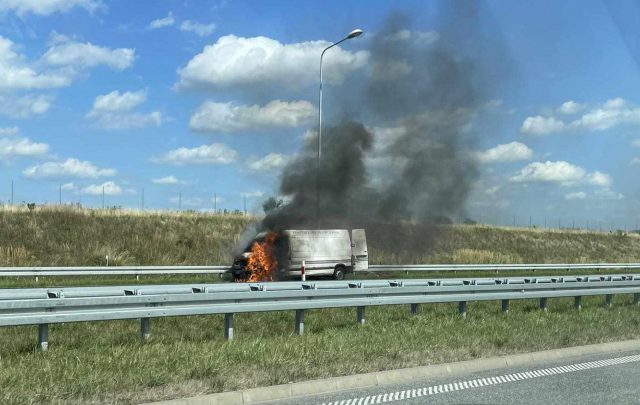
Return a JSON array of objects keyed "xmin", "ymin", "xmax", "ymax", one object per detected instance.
[
  {"xmin": 0, "ymin": 205, "xmax": 252, "ymax": 267},
  {"xmin": 1, "ymin": 206, "xmax": 640, "ymax": 403}
]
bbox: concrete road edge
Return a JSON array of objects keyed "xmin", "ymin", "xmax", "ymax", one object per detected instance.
[{"xmin": 148, "ymin": 339, "xmax": 640, "ymax": 405}]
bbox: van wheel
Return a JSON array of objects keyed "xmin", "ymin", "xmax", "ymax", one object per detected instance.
[{"xmin": 333, "ymin": 266, "xmax": 346, "ymax": 280}]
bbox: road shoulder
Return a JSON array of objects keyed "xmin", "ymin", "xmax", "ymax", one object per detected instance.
[{"xmin": 148, "ymin": 339, "xmax": 640, "ymax": 405}]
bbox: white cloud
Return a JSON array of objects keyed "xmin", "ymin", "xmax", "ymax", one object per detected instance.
[
  {"xmin": 190, "ymin": 100, "xmax": 314, "ymax": 133},
  {"xmin": 0, "ymin": 33, "xmax": 134, "ymax": 94},
  {"xmin": 247, "ymin": 153, "xmax": 290, "ymax": 172},
  {"xmin": 242, "ymin": 191, "xmax": 264, "ymax": 198},
  {"xmin": 565, "ymin": 191, "xmax": 586, "ymax": 200},
  {"xmin": 81, "ymin": 181, "xmax": 132, "ymax": 196},
  {"xmin": 520, "ymin": 116, "xmax": 565, "ymax": 136},
  {"xmin": 384, "ymin": 30, "xmax": 439, "ymax": 45},
  {"xmin": 42, "ymin": 38, "xmax": 135, "ymax": 71},
  {"xmin": 0, "ymin": 0, "xmax": 102, "ymax": 16},
  {"xmin": 0, "ymin": 36, "xmax": 72, "ymax": 90},
  {"xmin": 594, "ymin": 188, "xmax": 624, "ymax": 200},
  {"xmin": 61, "ymin": 182, "xmax": 76, "ymax": 191},
  {"xmin": 522, "ymin": 98, "xmax": 640, "ymax": 136},
  {"xmin": 630, "ymin": 158, "xmax": 640, "ymax": 166},
  {"xmin": 152, "ymin": 144, "xmax": 237, "ymax": 165},
  {"xmin": 510, "ymin": 161, "xmax": 611, "ymax": 187},
  {"xmin": 568, "ymin": 98, "xmax": 635, "ymax": 131},
  {"xmin": 148, "ymin": 12, "xmax": 175, "ymax": 29},
  {"xmin": 177, "ymin": 34, "xmax": 368, "ymax": 90},
  {"xmin": 0, "ymin": 136, "xmax": 49, "ymax": 158},
  {"xmin": 585, "ymin": 171, "xmax": 611, "ymax": 187},
  {"xmin": 22, "ymin": 158, "xmax": 116, "ymax": 179},
  {"xmin": 557, "ymin": 100, "xmax": 585, "ymax": 115},
  {"xmin": 90, "ymin": 90, "xmax": 146, "ymax": 113},
  {"xmin": 89, "ymin": 111, "xmax": 163, "ymax": 130},
  {"xmin": 87, "ymin": 90, "xmax": 164, "ymax": 130},
  {"xmin": 180, "ymin": 20, "xmax": 216, "ymax": 37},
  {"xmin": 152, "ymin": 175, "xmax": 180, "ymax": 185},
  {"xmin": 632, "ymin": 139, "xmax": 640, "ymax": 147},
  {"xmin": 0, "ymin": 94, "xmax": 53, "ymax": 118},
  {"xmin": 0, "ymin": 126, "xmax": 18, "ymax": 136},
  {"xmin": 604, "ymin": 97, "xmax": 625, "ymax": 109},
  {"xmin": 473, "ymin": 142, "xmax": 533, "ymax": 163}
]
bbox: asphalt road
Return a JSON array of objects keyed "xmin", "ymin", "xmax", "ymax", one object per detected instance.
[{"xmin": 266, "ymin": 350, "xmax": 640, "ymax": 405}]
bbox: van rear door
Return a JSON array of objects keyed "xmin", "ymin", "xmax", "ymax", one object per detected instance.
[{"xmin": 351, "ymin": 229, "xmax": 368, "ymax": 271}]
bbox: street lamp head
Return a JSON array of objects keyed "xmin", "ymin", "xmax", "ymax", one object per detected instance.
[{"xmin": 346, "ymin": 28, "xmax": 364, "ymax": 39}]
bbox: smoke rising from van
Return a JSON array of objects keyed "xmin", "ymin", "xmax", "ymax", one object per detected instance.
[{"xmin": 251, "ymin": 2, "xmax": 509, "ymax": 255}]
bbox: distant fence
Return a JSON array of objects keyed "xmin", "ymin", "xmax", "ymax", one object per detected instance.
[
  {"xmin": 1, "ymin": 274, "xmax": 639, "ymax": 350},
  {"xmin": 2, "ymin": 263, "xmax": 640, "ymax": 280}
]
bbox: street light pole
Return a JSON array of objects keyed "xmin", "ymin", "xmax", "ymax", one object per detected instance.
[
  {"xmin": 316, "ymin": 28, "xmax": 363, "ymax": 225},
  {"xmin": 318, "ymin": 28, "xmax": 364, "ymax": 166}
]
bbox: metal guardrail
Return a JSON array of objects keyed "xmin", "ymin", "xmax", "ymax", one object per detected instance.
[
  {"xmin": 2, "ymin": 263, "xmax": 640, "ymax": 279},
  {"xmin": 1, "ymin": 274, "xmax": 640, "ymax": 350},
  {"xmin": 368, "ymin": 263, "xmax": 640, "ymax": 272},
  {"xmin": 0, "ymin": 265, "xmax": 229, "ymax": 280}
]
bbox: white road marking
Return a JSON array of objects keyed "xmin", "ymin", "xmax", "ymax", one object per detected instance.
[{"xmin": 318, "ymin": 354, "xmax": 640, "ymax": 405}]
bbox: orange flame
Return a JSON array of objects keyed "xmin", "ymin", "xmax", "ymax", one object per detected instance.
[{"xmin": 244, "ymin": 232, "xmax": 278, "ymax": 282}]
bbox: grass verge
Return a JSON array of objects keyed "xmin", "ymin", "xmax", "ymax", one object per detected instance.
[{"xmin": 0, "ymin": 295, "xmax": 639, "ymax": 403}]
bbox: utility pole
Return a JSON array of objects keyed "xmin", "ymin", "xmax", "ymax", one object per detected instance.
[
  {"xmin": 102, "ymin": 186, "xmax": 105, "ymax": 209},
  {"xmin": 11, "ymin": 180, "xmax": 13, "ymax": 205},
  {"xmin": 214, "ymin": 192, "xmax": 217, "ymax": 212},
  {"xmin": 59, "ymin": 184, "xmax": 62, "ymax": 205},
  {"xmin": 178, "ymin": 192, "xmax": 182, "ymax": 211},
  {"xmin": 243, "ymin": 194, "xmax": 247, "ymax": 215}
]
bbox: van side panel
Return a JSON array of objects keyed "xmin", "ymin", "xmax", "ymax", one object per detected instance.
[
  {"xmin": 351, "ymin": 229, "xmax": 368, "ymax": 271},
  {"xmin": 285, "ymin": 230, "xmax": 351, "ymax": 275}
]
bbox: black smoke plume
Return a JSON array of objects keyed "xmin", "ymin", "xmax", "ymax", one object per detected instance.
[{"xmin": 244, "ymin": 2, "xmax": 508, "ymax": 255}]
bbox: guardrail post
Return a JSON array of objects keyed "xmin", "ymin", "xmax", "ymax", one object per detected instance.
[
  {"xmin": 539, "ymin": 297, "xmax": 548, "ymax": 312},
  {"xmin": 35, "ymin": 276, "xmax": 39, "ymax": 283},
  {"xmin": 501, "ymin": 299, "xmax": 509, "ymax": 313},
  {"xmin": 605, "ymin": 294, "xmax": 613, "ymax": 307},
  {"xmin": 574, "ymin": 296, "xmax": 582, "ymax": 311},
  {"xmin": 458, "ymin": 301, "xmax": 467, "ymax": 319},
  {"xmin": 634, "ymin": 293, "xmax": 640, "ymax": 306},
  {"xmin": 410, "ymin": 303, "xmax": 419, "ymax": 315},
  {"xmin": 224, "ymin": 313, "xmax": 234, "ymax": 340},
  {"xmin": 295, "ymin": 309, "xmax": 304, "ymax": 335},
  {"xmin": 140, "ymin": 318, "xmax": 150, "ymax": 340},
  {"xmin": 356, "ymin": 306, "xmax": 365, "ymax": 325},
  {"xmin": 136, "ymin": 274, "xmax": 140, "ymax": 281},
  {"xmin": 38, "ymin": 324, "xmax": 48, "ymax": 351}
]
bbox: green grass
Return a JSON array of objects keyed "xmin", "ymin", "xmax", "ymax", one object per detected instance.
[
  {"xmin": 1, "ymin": 296, "xmax": 639, "ymax": 404},
  {"xmin": 0, "ymin": 205, "xmax": 252, "ymax": 267},
  {"xmin": 2, "ymin": 206, "xmax": 640, "ymax": 403},
  {"xmin": 2, "ymin": 205, "xmax": 640, "ymax": 269}
]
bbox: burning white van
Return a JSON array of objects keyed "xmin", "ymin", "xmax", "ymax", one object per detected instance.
[{"xmin": 231, "ymin": 229, "xmax": 368, "ymax": 281}]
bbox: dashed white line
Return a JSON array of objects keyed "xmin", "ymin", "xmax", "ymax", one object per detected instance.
[{"xmin": 318, "ymin": 354, "xmax": 640, "ymax": 405}]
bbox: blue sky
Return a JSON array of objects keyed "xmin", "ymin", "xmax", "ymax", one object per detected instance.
[{"xmin": 0, "ymin": 0, "xmax": 639, "ymax": 229}]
